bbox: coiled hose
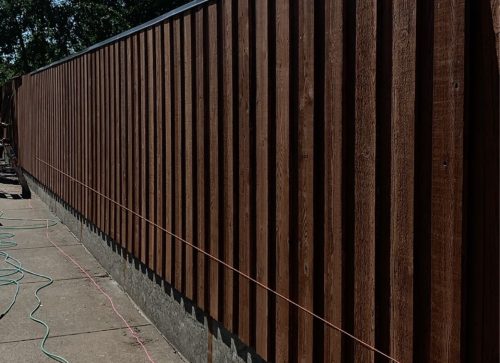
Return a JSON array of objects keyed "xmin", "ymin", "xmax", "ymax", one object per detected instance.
[{"xmin": 0, "ymin": 210, "xmax": 69, "ymax": 363}]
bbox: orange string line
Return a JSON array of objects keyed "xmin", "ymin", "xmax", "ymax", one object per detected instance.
[{"xmin": 35, "ymin": 156, "xmax": 400, "ymax": 363}]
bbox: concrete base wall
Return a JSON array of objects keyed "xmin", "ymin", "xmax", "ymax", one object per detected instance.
[{"xmin": 26, "ymin": 174, "xmax": 264, "ymax": 363}]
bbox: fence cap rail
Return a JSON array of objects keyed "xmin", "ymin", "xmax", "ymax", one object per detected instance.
[{"xmin": 30, "ymin": 0, "xmax": 210, "ymax": 75}]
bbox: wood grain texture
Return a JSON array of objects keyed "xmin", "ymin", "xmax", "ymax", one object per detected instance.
[
  {"xmin": 237, "ymin": 0, "xmax": 251, "ymax": 344},
  {"xmin": 430, "ymin": 0, "xmax": 465, "ymax": 362},
  {"xmin": 390, "ymin": 0, "xmax": 416, "ymax": 361},
  {"xmin": 155, "ymin": 25, "xmax": 164, "ymax": 276},
  {"xmin": 164, "ymin": 22, "xmax": 174, "ymax": 283},
  {"xmin": 222, "ymin": 0, "xmax": 234, "ymax": 331},
  {"xmin": 147, "ymin": 28, "xmax": 156, "ymax": 270},
  {"xmin": 354, "ymin": 0, "xmax": 377, "ymax": 361},
  {"xmin": 208, "ymin": 2, "xmax": 219, "ymax": 321},
  {"xmin": 275, "ymin": 0, "xmax": 290, "ymax": 360},
  {"xmin": 324, "ymin": 0, "xmax": 343, "ymax": 361},
  {"xmin": 255, "ymin": 0, "xmax": 269, "ymax": 358},
  {"xmin": 184, "ymin": 14, "xmax": 194, "ymax": 300},
  {"xmin": 174, "ymin": 18, "xmax": 183, "ymax": 291},
  {"xmin": 195, "ymin": 9, "xmax": 206, "ymax": 310}
]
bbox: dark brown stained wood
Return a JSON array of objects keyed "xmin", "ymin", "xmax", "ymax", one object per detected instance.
[
  {"xmin": 255, "ymin": 0, "xmax": 269, "ymax": 357},
  {"xmin": 195, "ymin": 9, "xmax": 205, "ymax": 310},
  {"xmin": 174, "ymin": 18, "xmax": 183, "ymax": 291},
  {"xmin": 237, "ymin": 0, "xmax": 251, "ymax": 344},
  {"xmin": 390, "ymin": 1, "xmax": 416, "ymax": 361},
  {"xmin": 120, "ymin": 40, "xmax": 127, "ymax": 248},
  {"xmin": 184, "ymin": 14, "xmax": 194, "ymax": 300},
  {"xmin": 222, "ymin": 0, "xmax": 234, "ymax": 331},
  {"xmin": 140, "ymin": 31, "xmax": 147, "ymax": 264},
  {"xmin": 147, "ymin": 28, "xmax": 156, "ymax": 270},
  {"xmin": 164, "ymin": 22, "xmax": 174, "ymax": 283},
  {"xmin": 208, "ymin": 2, "xmax": 219, "ymax": 320},
  {"xmin": 353, "ymin": 0, "xmax": 376, "ymax": 361},
  {"xmin": 126, "ymin": 37, "xmax": 134, "ymax": 255},
  {"xmin": 103, "ymin": 46, "xmax": 108, "ymax": 234},
  {"xmin": 84, "ymin": 54, "xmax": 88, "ymax": 219},
  {"xmin": 429, "ymin": 0, "xmax": 465, "ymax": 362},
  {"xmin": 96, "ymin": 49, "xmax": 102, "ymax": 231},
  {"xmin": 238, "ymin": 0, "xmax": 251, "ymax": 344},
  {"xmin": 324, "ymin": 0, "xmax": 343, "ymax": 361},
  {"xmin": 155, "ymin": 25, "xmax": 164, "ymax": 276},
  {"xmin": 113, "ymin": 42, "xmax": 120, "ymax": 245},
  {"xmin": 133, "ymin": 35, "xmax": 141, "ymax": 257},
  {"xmin": 109, "ymin": 44, "xmax": 116, "ymax": 240},
  {"xmin": 297, "ymin": 1, "xmax": 314, "ymax": 362},
  {"xmin": 105, "ymin": 46, "xmax": 110, "ymax": 236},
  {"xmin": 275, "ymin": 0, "xmax": 290, "ymax": 360}
]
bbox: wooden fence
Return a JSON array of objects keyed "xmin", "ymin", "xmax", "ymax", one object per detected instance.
[{"xmin": 7, "ymin": 0, "xmax": 499, "ymax": 362}]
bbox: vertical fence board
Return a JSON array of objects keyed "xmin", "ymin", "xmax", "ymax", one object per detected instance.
[
  {"xmin": 195, "ymin": 9, "xmax": 206, "ymax": 310},
  {"xmin": 184, "ymin": 15, "xmax": 194, "ymax": 300},
  {"xmin": 208, "ymin": 2, "xmax": 219, "ymax": 320},
  {"xmin": 429, "ymin": 0, "xmax": 465, "ymax": 362},
  {"xmin": 255, "ymin": 0, "xmax": 269, "ymax": 358},
  {"xmin": 324, "ymin": 0, "xmax": 343, "ymax": 361},
  {"xmin": 353, "ymin": 0, "xmax": 377, "ymax": 361},
  {"xmin": 390, "ymin": 1, "xmax": 417, "ymax": 361},
  {"xmin": 164, "ymin": 22, "xmax": 174, "ymax": 283},
  {"xmin": 222, "ymin": 0, "xmax": 234, "ymax": 332},
  {"xmin": 155, "ymin": 25, "xmax": 165, "ymax": 276},
  {"xmin": 238, "ymin": 0, "xmax": 251, "ymax": 344},
  {"xmin": 275, "ymin": 0, "xmax": 290, "ymax": 360},
  {"xmin": 147, "ymin": 28, "xmax": 156, "ymax": 270}
]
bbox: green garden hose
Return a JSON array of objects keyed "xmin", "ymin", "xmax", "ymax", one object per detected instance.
[{"xmin": 0, "ymin": 211, "xmax": 69, "ymax": 363}]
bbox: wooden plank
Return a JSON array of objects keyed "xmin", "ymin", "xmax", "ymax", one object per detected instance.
[
  {"xmin": 429, "ymin": 0, "xmax": 465, "ymax": 361},
  {"xmin": 109, "ymin": 44, "xmax": 116, "ymax": 240},
  {"xmin": 208, "ymin": 2, "xmax": 219, "ymax": 320},
  {"xmin": 104, "ymin": 46, "xmax": 109, "ymax": 235},
  {"xmin": 164, "ymin": 22, "xmax": 174, "ymax": 283},
  {"xmin": 147, "ymin": 27, "xmax": 156, "ymax": 270},
  {"xmin": 140, "ymin": 31, "xmax": 147, "ymax": 264},
  {"xmin": 222, "ymin": 0, "xmax": 234, "ymax": 331},
  {"xmin": 84, "ymin": 54, "xmax": 88, "ymax": 219},
  {"xmin": 97, "ymin": 49, "xmax": 102, "ymax": 231},
  {"xmin": 174, "ymin": 18, "xmax": 183, "ymax": 291},
  {"xmin": 184, "ymin": 14, "xmax": 194, "ymax": 300},
  {"xmin": 127, "ymin": 36, "xmax": 134, "ymax": 255},
  {"xmin": 113, "ymin": 42, "xmax": 121, "ymax": 247},
  {"xmin": 390, "ymin": 1, "xmax": 417, "ymax": 362},
  {"xmin": 297, "ymin": 1, "xmax": 314, "ymax": 362},
  {"xmin": 114, "ymin": 42, "xmax": 121, "ymax": 245},
  {"xmin": 354, "ymin": 0, "xmax": 377, "ymax": 361},
  {"xmin": 155, "ymin": 25, "xmax": 164, "ymax": 276},
  {"xmin": 133, "ymin": 34, "xmax": 141, "ymax": 258},
  {"xmin": 324, "ymin": 0, "xmax": 343, "ymax": 362},
  {"xmin": 195, "ymin": 9, "xmax": 206, "ymax": 310},
  {"xmin": 255, "ymin": 0, "xmax": 269, "ymax": 357},
  {"xmin": 275, "ymin": 0, "xmax": 290, "ymax": 360},
  {"xmin": 237, "ymin": 0, "xmax": 251, "ymax": 344}
]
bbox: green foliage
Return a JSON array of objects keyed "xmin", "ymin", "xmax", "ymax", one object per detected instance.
[{"xmin": 0, "ymin": 0, "xmax": 188, "ymax": 85}]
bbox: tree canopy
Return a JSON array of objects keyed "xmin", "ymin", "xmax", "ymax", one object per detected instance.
[{"xmin": 0, "ymin": 0, "xmax": 188, "ymax": 84}]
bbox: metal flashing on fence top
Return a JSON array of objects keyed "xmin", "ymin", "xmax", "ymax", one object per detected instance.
[{"xmin": 30, "ymin": 0, "xmax": 211, "ymax": 75}]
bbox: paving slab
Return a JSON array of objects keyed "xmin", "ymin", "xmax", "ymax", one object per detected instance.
[
  {"xmin": 0, "ymin": 325, "xmax": 183, "ymax": 363},
  {"xmin": 4, "ymin": 245, "xmax": 107, "ymax": 283}
]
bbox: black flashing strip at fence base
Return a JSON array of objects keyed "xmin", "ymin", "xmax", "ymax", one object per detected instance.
[{"xmin": 30, "ymin": 0, "xmax": 211, "ymax": 75}]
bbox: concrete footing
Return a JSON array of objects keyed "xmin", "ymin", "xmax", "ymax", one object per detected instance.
[{"xmin": 26, "ymin": 173, "xmax": 264, "ymax": 363}]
